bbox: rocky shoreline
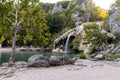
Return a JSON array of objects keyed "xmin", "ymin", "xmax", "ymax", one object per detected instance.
[{"xmin": 0, "ymin": 59, "xmax": 120, "ymax": 80}]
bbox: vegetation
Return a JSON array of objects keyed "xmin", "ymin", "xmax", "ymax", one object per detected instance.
[
  {"xmin": 105, "ymin": 54, "xmax": 120, "ymax": 61},
  {"xmin": 79, "ymin": 53, "xmax": 86, "ymax": 59},
  {"xmin": 83, "ymin": 23, "xmax": 108, "ymax": 50},
  {"xmin": 0, "ymin": 0, "xmax": 108, "ymax": 48}
]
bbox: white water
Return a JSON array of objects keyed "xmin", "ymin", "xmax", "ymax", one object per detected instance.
[{"xmin": 63, "ymin": 32, "xmax": 73, "ymax": 54}]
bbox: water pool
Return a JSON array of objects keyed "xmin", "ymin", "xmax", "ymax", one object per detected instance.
[{"xmin": 0, "ymin": 52, "xmax": 79, "ymax": 64}]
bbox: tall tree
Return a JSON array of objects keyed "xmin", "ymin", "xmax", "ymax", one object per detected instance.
[
  {"xmin": 8, "ymin": 0, "xmax": 22, "ymax": 65},
  {"xmin": 3, "ymin": 0, "xmax": 50, "ymax": 65}
]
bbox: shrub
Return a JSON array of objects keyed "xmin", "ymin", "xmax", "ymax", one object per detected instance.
[
  {"xmin": 83, "ymin": 23, "xmax": 108, "ymax": 50},
  {"xmin": 105, "ymin": 54, "xmax": 120, "ymax": 61},
  {"xmin": 79, "ymin": 53, "xmax": 86, "ymax": 59}
]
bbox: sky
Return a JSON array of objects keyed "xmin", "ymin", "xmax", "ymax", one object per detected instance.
[{"xmin": 40, "ymin": 0, "xmax": 115, "ymax": 10}]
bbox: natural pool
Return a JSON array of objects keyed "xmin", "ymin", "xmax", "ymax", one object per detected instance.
[{"xmin": 0, "ymin": 52, "xmax": 79, "ymax": 64}]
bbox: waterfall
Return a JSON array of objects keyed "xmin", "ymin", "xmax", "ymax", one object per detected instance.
[{"xmin": 63, "ymin": 32, "xmax": 73, "ymax": 54}]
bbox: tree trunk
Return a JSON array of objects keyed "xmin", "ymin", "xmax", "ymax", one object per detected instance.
[
  {"xmin": 9, "ymin": 26, "xmax": 18, "ymax": 66},
  {"xmin": 9, "ymin": 0, "xmax": 19, "ymax": 66},
  {"xmin": 86, "ymin": 12, "xmax": 91, "ymax": 22}
]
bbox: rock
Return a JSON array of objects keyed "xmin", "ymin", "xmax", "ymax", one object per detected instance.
[
  {"xmin": 52, "ymin": 48, "xmax": 63, "ymax": 53},
  {"xmin": 28, "ymin": 55, "xmax": 49, "ymax": 67},
  {"xmin": 15, "ymin": 61, "xmax": 28, "ymax": 68},
  {"xmin": 115, "ymin": 58, "xmax": 120, "ymax": 62},
  {"xmin": 2, "ymin": 63, "xmax": 9, "ymax": 67},
  {"xmin": 105, "ymin": 49, "xmax": 112, "ymax": 54},
  {"xmin": 49, "ymin": 55, "xmax": 75, "ymax": 66},
  {"xmin": 109, "ymin": 10, "xmax": 120, "ymax": 34},
  {"xmin": 52, "ymin": 4, "xmax": 64, "ymax": 13},
  {"xmin": 95, "ymin": 54, "xmax": 104, "ymax": 60}
]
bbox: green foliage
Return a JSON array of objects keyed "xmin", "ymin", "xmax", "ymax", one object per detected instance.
[
  {"xmin": 83, "ymin": 23, "xmax": 108, "ymax": 50},
  {"xmin": 19, "ymin": 1, "xmax": 50, "ymax": 47},
  {"xmin": 79, "ymin": 53, "xmax": 86, "ymax": 59},
  {"xmin": 0, "ymin": 0, "xmax": 50, "ymax": 47},
  {"xmin": 57, "ymin": 1, "xmax": 69, "ymax": 9},
  {"xmin": 40, "ymin": 3, "xmax": 54, "ymax": 12},
  {"xmin": 0, "ymin": 0, "xmax": 109, "ymax": 48},
  {"xmin": 105, "ymin": 54, "xmax": 120, "ymax": 61}
]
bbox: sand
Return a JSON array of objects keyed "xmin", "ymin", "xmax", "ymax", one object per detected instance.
[{"xmin": 1, "ymin": 59, "xmax": 120, "ymax": 80}]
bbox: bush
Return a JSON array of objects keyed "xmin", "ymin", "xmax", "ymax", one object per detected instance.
[
  {"xmin": 105, "ymin": 54, "xmax": 120, "ymax": 61},
  {"xmin": 79, "ymin": 53, "xmax": 86, "ymax": 59},
  {"xmin": 83, "ymin": 23, "xmax": 108, "ymax": 50}
]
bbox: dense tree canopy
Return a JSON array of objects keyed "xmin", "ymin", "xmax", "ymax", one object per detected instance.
[
  {"xmin": 0, "ymin": 0, "xmax": 108, "ymax": 47},
  {"xmin": 0, "ymin": 0, "xmax": 50, "ymax": 47}
]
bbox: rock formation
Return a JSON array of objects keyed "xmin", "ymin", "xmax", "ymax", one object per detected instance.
[
  {"xmin": 28, "ymin": 54, "xmax": 74, "ymax": 67},
  {"xmin": 52, "ymin": 3, "xmax": 64, "ymax": 13},
  {"xmin": 28, "ymin": 55, "xmax": 50, "ymax": 67},
  {"xmin": 109, "ymin": 9, "xmax": 120, "ymax": 34},
  {"xmin": 52, "ymin": 22, "xmax": 116, "ymax": 54}
]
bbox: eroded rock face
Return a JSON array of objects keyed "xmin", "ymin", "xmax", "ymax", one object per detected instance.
[
  {"xmin": 28, "ymin": 55, "xmax": 50, "ymax": 67},
  {"xmin": 103, "ymin": 44, "xmax": 120, "ymax": 54},
  {"xmin": 52, "ymin": 21, "xmax": 116, "ymax": 55},
  {"xmin": 109, "ymin": 10, "xmax": 120, "ymax": 33}
]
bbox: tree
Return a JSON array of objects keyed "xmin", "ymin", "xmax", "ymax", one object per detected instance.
[
  {"xmin": 19, "ymin": 1, "xmax": 50, "ymax": 47},
  {"xmin": 0, "ymin": 0, "xmax": 50, "ymax": 65},
  {"xmin": 7, "ymin": 0, "xmax": 22, "ymax": 65},
  {"xmin": 0, "ymin": 0, "xmax": 14, "ymax": 46},
  {"xmin": 97, "ymin": 7, "xmax": 108, "ymax": 19}
]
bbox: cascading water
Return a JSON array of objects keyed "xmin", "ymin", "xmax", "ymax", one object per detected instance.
[{"xmin": 63, "ymin": 32, "xmax": 73, "ymax": 54}]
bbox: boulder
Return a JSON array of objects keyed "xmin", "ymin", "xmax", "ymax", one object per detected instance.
[
  {"xmin": 95, "ymin": 54, "xmax": 104, "ymax": 60},
  {"xmin": 28, "ymin": 55, "xmax": 49, "ymax": 67},
  {"xmin": 49, "ymin": 55, "xmax": 75, "ymax": 66}
]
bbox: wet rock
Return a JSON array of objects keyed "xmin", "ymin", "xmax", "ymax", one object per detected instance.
[{"xmin": 28, "ymin": 55, "xmax": 49, "ymax": 67}]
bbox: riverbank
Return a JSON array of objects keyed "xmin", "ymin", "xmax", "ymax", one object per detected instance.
[
  {"xmin": 0, "ymin": 59, "xmax": 120, "ymax": 80},
  {"xmin": 0, "ymin": 47, "xmax": 42, "ymax": 53}
]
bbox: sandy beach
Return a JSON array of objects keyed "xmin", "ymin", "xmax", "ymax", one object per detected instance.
[{"xmin": 0, "ymin": 59, "xmax": 120, "ymax": 80}]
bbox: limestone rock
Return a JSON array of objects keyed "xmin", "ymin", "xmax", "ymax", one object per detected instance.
[
  {"xmin": 95, "ymin": 54, "xmax": 104, "ymax": 60},
  {"xmin": 52, "ymin": 4, "xmax": 64, "ymax": 13},
  {"xmin": 28, "ymin": 55, "xmax": 49, "ymax": 67},
  {"xmin": 109, "ymin": 10, "xmax": 120, "ymax": 33},
  {"xmin": 15, "ymin": 61, "xmax": 28, "ymax": 68},
  {"xmin": 49, "ymin": 55, "xmax": 75, "ymax": 66}
]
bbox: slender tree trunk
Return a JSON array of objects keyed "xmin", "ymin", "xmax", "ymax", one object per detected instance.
[
  {"xmin": 9, "ymin": 26, "xmax": 18, "ymax": 65},
  {"xmin": 86, "ymin": 12, "xmax": 91, "ymax": 22},
  {"xmin": 9, "ymin": 0, "xmax": 19, "ymax": 66}
]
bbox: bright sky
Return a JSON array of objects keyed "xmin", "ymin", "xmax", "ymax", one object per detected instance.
[
  {"xmin": 93, "ymin": 0, "xmax": 115, "ymax": 10},
  {"xmin": 40, "ymin": 0, "xmax": 115, "ymax": 10}
]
